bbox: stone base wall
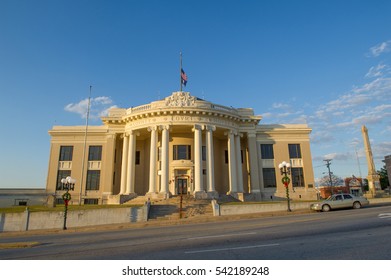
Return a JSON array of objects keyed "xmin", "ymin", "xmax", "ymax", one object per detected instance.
[{"xmin": 0, "ymin": 205, "xmax": 148, "ymax": 232}]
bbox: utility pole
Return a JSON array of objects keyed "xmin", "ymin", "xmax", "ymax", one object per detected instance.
[{"xmin": 324, "ymin": 159, "xmax": 333, "ymax": 197}]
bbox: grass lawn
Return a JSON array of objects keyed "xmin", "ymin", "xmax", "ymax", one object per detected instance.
[{"xmin": 0, "ymin": 204, "xmax": 142, "ymax": 213}]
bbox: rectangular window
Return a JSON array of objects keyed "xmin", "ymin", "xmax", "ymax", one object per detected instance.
[
  {"xmin": 158, "ymin": 147, "xmax": 162, "ymax": 161},
  {"xmin": 261, "ymin": 144, "xmax": 274, "ymax": 159},
  {"xmin": 202, "ymin": 146, "xmax": 206, "ymax": 161},
  {"xmin": 289, "ymin": 144, "xmax": 302, "ymax": 158},
  {"xmin": 56, "ymin": 198, "xmax": 64, "ymax": 205},
  {"xmin": 135, "ymin": 151, "xmax": 140, "ymax": 165},
  {"xmin": 88, "ymin": 146, "xmax": 102, "ymax": 161},
  {"xmin": 291, "ymin": 167, "xmax": 305, "ymax": 187},
  {"xmin": 84, "ymin": 199, "xmax": 98, "ymax": 205},
  {"xmin": 59, "ymin": 146, "xmax": 73, "ymax": 161},
  {"xmin": 86, "ymin": 170, "xmax": 100, "ymax": 190},
  {"xmin": 173, "ymin": 145, "xmax": 191, "ymax": 160},
  {"xmin": 262, "ymin": 168, "xmax": 277, "ymax": 188},
  {"xmin": 56, "ymin": 170, "xmax": 71, "ymax": 190},
  {"xmin": 15, "ymin": 199, "xmax": 28, "ymax": 206}
]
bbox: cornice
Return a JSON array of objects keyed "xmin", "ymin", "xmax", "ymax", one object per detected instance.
[
  {"xmin": 256, "ymin": 124, "xmax": 312, "ymax": 136},
  {"xmin": 48, "ymin": 125, "xmax": 110, "ymax": 137},
  {"xmin": 101, "ymin": 91, "xmax": 262, "ymax": 127}
]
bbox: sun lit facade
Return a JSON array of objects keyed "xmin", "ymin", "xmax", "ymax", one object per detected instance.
[{"xmin": 46, "ymin": 91, "xmax": 317, "ymax": 204}]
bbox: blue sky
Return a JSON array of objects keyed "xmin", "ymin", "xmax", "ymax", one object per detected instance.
[{"xmin": 1, "ymin": 0, "xmax": 391, "ymax": 188}]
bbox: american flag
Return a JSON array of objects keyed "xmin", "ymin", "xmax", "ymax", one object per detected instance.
[{"xmin": 181, "ymin": 68, "xmax": 188, "ymax": 86}]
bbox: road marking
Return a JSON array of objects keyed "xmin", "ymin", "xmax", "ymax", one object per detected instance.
[
  {"xmin": 185, "ymin": 243, "xmax": 280, "ymax": 254},
  {"xmin": 187, "ymin": 232, "xmax": 257, "ymax": 240},
  {"xmin": 378, "ymin": 213, "xmax": 391, "ymax": 219}
]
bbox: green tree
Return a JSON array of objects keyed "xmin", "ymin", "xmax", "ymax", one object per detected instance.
[{"xmin": 378, "ymin": 166, "xmax": 389, "ymax": 189}]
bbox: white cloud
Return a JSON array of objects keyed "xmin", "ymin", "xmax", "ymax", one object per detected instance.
[
  {"xmin": 352, "ymin": 77, "xmax": 391, "ymax": 97},
  {"xmin": 352, "ymin": 114, "xmax": 384, "ymax": 125},
  {"xmin": 272, "ymin": 102, "xmax": 290, "ymax": 109},
  {"xmin": 372, "ymin": 142, "xmax": 391, "ymax": 159},
  {"xmin": 325, "ymin": 93, "xmax": 371, "ymax": 112},
  {"xmin": 64, "ymin": 96, "xmax": 117, "ymax": 120},
  {"xmin": 317, "ymin": 71, "xmax": 391, "ymax": 121},
  {"xmin": 369, "ymin": 40, "xmax": 391, "ymax": 57},
  {"xmin": 291, "ymin": 114, "xmax": 308, "ymax": 124},
  {"xmin": 348, "ymin": 138, "xmax": 361, "ymax": 147},
  {"xmin": 323, "ymin": 152, "xmax": 351, "ymax": 161},
  {"xmin": 365, "ymin": 63, "xmax": 387, "ymax": 78},
  {"xmin": 310, "ymin": 131, "xmax": 334, "ymax": 144},
  {"xmin": 373, "ymin": 104, "xmax": 391, "ymax": 112},
  {"xmin": 332, "ymin": 121, "xmax": 352, "ymax": 128}
]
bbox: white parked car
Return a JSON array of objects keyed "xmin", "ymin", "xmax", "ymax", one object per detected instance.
[{"xmin": 310, "ymin": 193, "xmax": 369, "ymax": 212}]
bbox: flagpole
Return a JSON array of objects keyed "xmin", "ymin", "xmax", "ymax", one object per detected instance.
[
  {"xmin": 180, "ymin": 52, "xmax": 183, "ymax": 92},
  {"xmin": 79, "ymin": 85, "xmax": 92, "ymax": 205}
]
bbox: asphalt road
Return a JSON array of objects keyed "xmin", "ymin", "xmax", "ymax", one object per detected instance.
[{"xmin": 1, "ymin": 204, "xmax": 391, "ymax": 260}]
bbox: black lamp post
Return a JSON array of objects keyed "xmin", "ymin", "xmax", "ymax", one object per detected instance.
[
  {"xmin": 279, "ymin": 161, "xmax": 292, "ymax": 212},
  {"xmin": 60, "ymin": 176, "xmax": 76, "ymax": 230}
]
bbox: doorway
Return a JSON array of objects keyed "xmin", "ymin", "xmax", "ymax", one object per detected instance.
[{"xmin": 176, "ymin": 178, "xmax": 188, "ymax": 195}]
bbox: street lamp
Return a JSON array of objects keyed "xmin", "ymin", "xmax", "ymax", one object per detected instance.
[
  {"xmin": 279, "ymin": 161, "xmax": 292, "ymax": 212},
  {"xmin": 60, "ymin": 176, "xmax": 76, "ymax": 230}
]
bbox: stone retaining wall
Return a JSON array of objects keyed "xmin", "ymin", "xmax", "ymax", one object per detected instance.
[
  {"xmin": 0, "ymin": 204, "xmax": 148, "ymax": 232},
  {"xmin": 211, "ymin": 197, "xmax": 391, "ymax": 216}
]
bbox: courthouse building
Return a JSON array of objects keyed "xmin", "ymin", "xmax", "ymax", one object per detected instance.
[{"xmin": 46, "ymin": 91, "xmax": 317, "ymax": 204}]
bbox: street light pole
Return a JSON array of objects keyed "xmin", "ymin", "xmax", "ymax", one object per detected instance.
[
  {"xmin": 60, "ymin": 176, "xmax": 76, "ymax": 230},
  {"xmin": 279, "ymin": 161, "xmax": 292, "ymax": 212}
]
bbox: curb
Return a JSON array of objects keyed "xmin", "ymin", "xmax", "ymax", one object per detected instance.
[{"xmin": 0, "ymin": 242, "xmax": 41, "ymax": 249}]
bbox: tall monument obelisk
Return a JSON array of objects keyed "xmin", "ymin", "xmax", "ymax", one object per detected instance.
[{"xmin": 361, "ymin": 125, "xmax": 381, "ymax": 196}]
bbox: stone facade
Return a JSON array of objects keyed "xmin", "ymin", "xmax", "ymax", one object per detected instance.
[{"xmin": 46, "ymin": 92, "xmax": 317, "ymax": 204}]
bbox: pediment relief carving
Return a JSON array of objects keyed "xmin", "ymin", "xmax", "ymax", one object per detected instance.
[{"xmin": 165, "ymin": 92, "xmax": 196, "ymax": 107}]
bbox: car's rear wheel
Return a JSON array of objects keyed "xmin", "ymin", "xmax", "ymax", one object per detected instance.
[
  {"xmin": 353, "ymin": 201, "xmax": 361, "ymax": 209},
  {"xmin": 322, "ymin": 204, "xmax": 331, "ymax": 212}
]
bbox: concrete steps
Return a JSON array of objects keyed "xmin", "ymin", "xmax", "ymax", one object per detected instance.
[
  {"xmin": 141, "ymin": 195, "xmax": 214, "ymax": 221},
  {"xmin": 148, "ymin": 205, "xmax": 179, "ymax": 220},
  {"xmin": 123, "ymin": 193, "xmax": 248, "ymax": 221}
]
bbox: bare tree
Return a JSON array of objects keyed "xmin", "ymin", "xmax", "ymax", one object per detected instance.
[{"xmin": 317, "ymin": 174, "xmax": 344, "ymax": 187}]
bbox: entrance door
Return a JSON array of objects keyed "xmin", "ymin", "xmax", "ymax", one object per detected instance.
[{"xmin": 177, "ymin": 178, "xmax": 188, "ymax": 195}]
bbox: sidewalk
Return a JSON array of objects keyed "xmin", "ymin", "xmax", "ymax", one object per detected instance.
[{"xmin": 1, "ymin": 197, "xmax": 390, "ymax": 238}]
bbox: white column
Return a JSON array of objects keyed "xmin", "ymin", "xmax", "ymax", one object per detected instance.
[
  {"xmin": 235, "ymin": 134, "xmax": 244, "ymax": 193},
  {"xmin": 160, "ymin": 125, "xmax": 170, "ymax": 195},
  {"xmin": 206, "ymin": 125, "xmax": 216, "ymax": 192},
  {"xmin": 193, "ymin": 125, "xmax": 203, "ymax": 193},
  {"xmin": 247, "ymin": 132, "xmax": 260, "ymax": 192},
  {"xmin": 227, "ymin": 130, "xmax": 237, "ymax": 193},
  {"xmin": 120, "ymin": 133, "xmax": 129, "ymax": 194},
  {"xmin": 126, "ymin": 130, "xmax": 138, "ymax": 194},
  {"xmin": 148, "ymin": 126, "xmax": 158, "ymax": 193}
]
